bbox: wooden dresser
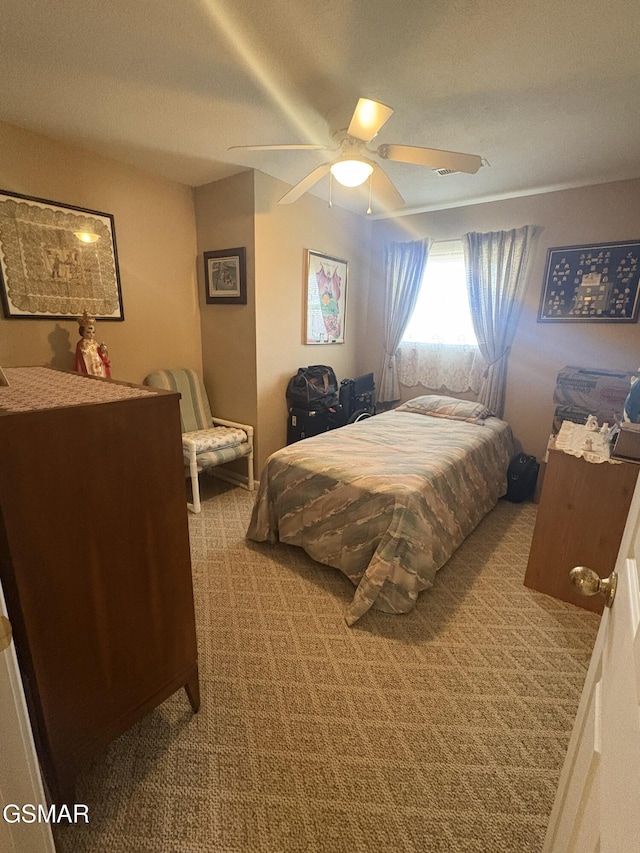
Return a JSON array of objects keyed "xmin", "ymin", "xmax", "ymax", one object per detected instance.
[
  {"xmin": 0, "ymin": 367, "xmax": 199, "ymax": 802},
  {"xmin": 524, "ymin": 441, "xmax": 639, "ymax": 613}
]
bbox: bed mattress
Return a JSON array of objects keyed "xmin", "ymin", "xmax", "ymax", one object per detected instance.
[{"xmin": 246, "ymin": 408, "xmax": 514, "ymax": 624}]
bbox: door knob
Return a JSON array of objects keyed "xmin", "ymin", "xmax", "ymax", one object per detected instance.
[
  {"xmin": 569, "ymin": 566, "xmax": 617, "ymax": 607},
  {"xmin": 0, "ymin": 615, "xmax": 12, "ymax": 652}
]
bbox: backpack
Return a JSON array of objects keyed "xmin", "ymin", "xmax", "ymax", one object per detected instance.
[
  {"xmin": 505, "ymin": 453, "xmax": 539, "ymax": 503},
  {"xmin": 286, "ymin": 365, "xmax": 340, "ymax": 411}
]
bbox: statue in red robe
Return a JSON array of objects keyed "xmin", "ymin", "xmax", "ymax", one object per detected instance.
[{"xmin": 74, "ymin": 311, "xmax": 111, "ymax": 378}]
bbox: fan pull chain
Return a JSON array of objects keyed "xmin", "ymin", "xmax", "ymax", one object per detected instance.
[
  {"xmin": 329, "ymin": 171, "xmax": 333, "ymax": 208},
  {"xmin": 366, "ymin": 172, "xmax": 373, "ymax": 215}
]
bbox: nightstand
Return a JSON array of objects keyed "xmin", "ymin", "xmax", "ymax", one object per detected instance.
[{"xmin": 524, "ymin": 439, "xmax": 639, "ymax": 613}]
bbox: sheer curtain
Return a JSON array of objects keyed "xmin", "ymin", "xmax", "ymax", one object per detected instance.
[
  {"xmin": 378, "ymin": 238, "xmax": 431, "ymax": 403},
  {"xmin": 463, "ymin": 225, "xmax": 542, "ymax": 417},
  {"xmin": 398, "ymin": 343, "xmax": 485, "ymax": 394}
]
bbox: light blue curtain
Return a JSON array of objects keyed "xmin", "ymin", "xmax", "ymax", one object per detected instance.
[
  {"xmin": 378, "ymin": 238, "xmax": 431, "ymax": 403},
  {"xmin": 463, "ymin": 225, "xmax": 543, "ymax": 418}
]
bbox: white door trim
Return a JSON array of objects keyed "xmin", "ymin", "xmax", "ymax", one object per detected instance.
[{"xmin": 0, "ymin": 580, "xmax": 55, "ymax": 852}]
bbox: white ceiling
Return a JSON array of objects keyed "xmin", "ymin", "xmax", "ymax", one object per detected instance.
[{"xmin": 1, "ymin": 0, "xmax": 640, "ymax": 217}]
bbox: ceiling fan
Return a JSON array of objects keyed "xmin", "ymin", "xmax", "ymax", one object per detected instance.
[{"xmin": 229, "ymin": 97, "xmax": 484, "ymax": 212}]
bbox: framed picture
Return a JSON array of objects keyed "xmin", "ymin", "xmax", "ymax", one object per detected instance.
[
  {"xmin": 204, "ymin": 247, "xmax": 246, "ymax": 305},
  {"xmin": 304, "ymin": 249, "xmax": 348, "ymax": 344},
  {"xmin": 0, "ymin": 189, "xmax": 123, "ymax": 320},
  {"xmin": 538, "ymin": 240, "xmax": 640, "ymax": 323}
]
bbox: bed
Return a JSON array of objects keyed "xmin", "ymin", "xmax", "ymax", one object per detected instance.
[{"xmin": 246, "ymin": 395, "xmax": 515, "ymax": 624}]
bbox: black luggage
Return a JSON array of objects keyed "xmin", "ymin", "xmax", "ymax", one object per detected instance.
[
  {"xmin": 505, "ymin": 453, "xmax": 539, "ymax": 502},
  {"xmin": 286, "ymin": 365, "xmax": 340, "ymax": 412},
  {"xmin": 287, "ymin": 407, "xmax": 341, "ymax": 444},
  {"xmin": 339, "ymin": 372, "xmax": 376, "ymax": 424}
]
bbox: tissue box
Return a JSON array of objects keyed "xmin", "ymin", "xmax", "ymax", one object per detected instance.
[{"xmin": 611, "ymin": 423, "xmax": 640, "ymax": 463}]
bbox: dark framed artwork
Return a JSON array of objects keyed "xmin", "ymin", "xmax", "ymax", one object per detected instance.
[
  {"xmin": 204, "ymin": 247, "xmax": 246, "ymax": 305},
  {"xmin": 304, "ymin": 249, "xmax": 347, "ymax": 344},
  {"xmin": 538, "ymin": 240, "xmax": 640, "ymax": 322},
  {"xmin": 0, "ymin": 189, "xmax": 123, "ymax": 320}
]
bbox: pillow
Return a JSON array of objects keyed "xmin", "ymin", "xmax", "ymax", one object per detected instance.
[{"xmin": 395, "ymin": 395, "xmax": 493, "ymax": 424}]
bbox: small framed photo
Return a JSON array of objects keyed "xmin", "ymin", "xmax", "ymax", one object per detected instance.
[
  {"xmin": 0, "ymin": 189, "xmax": 123, "ymax": 320},
  {"xmin": 204, "ymin": 247, "xmax": 246, "ymax": 305},
  {"xmin": 304, "ymin": 249, "xmax": 347, "ymax": 344}
]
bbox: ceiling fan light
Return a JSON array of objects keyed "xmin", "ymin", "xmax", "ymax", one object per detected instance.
[{"xmin": 330, "ymin": 159, "xmax": 373, "ymax": 188}]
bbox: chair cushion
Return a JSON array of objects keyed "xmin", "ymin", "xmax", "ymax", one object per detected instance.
[
  {"xmin": 195, "ymin": 442, "xmax": 253, "ymax": 470},
  {"xmin": 183, "ymin": 426, "xmax": 247, "ymax": 454}
]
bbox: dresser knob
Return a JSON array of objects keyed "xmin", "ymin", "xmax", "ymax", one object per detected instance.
[{"xmin": 569, "ymin": 566, "xmax": 617, "ymax": 607}]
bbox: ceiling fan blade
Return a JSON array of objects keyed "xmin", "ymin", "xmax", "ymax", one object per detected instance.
[
  {"xmin": 347, "ymin": 98, "xmax": 394, "ymax": 143},
  {"xmin": 229, "ymin": 144, "xmax": 333, "ymax": 152},
  {"xmin": 369, "ymin": 165, "xmax": 404, "ymax": 212},
  {"xmin": 278, "ymin": 162, "xmax": 332, "ymax": 204},
  {"xmin": 377, "ymin": 143, "xmax": 483, "ymax": 175}
]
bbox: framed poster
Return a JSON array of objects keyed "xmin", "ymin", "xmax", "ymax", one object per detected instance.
[
  {"xmin": 538, "ymin": 240, "xmax": 640, "ymax": 322},
  {"xmin": 304, "ymin": 249, "xmax": 347, "ymax": 344},
  {"xmin": 203, "ymin": 247, "xmax": 246, "ymax": 304},
  {"xmin": 0, "ymin": 189, "xmax": 123, "ymax": 320}
]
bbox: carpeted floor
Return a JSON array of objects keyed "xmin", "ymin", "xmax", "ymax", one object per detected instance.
[{"xmin": 55, "ymin": 478, "xmax": 599, "ymax": 853}]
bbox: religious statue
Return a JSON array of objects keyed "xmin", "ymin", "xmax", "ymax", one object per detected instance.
[{"xmin": 74, "ymin": 311, "xmax": 111, "ymax": 378}]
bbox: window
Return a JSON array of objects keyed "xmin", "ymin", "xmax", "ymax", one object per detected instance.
[
  {"xmin": 402, "ymin": 240, "xmax": 477, "ymax": 346},
  {"xmin": 399, "ymin": 240, "xmax": 483, "ymax": 394}
]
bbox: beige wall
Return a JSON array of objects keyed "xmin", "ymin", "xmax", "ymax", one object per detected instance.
[
  {"xmin": 252, "ymin": 171, "xmax": 372, "ymax": 470},
  {"xmin": 0, "ymin": 118, "xmax": 375, "ymax": 482},
  {"xmin": 0, "ymin": 122, "xmax": 201, "ymax": 382},
  {"xmin": 194, "ymin": 172, "xmax": 257, "ymax": 432},
  {"xmin": 366, "ymin": 179, "xmax": 640, "ymax": 460},
  {"xmin": 9, "ymin": 119, "xmax": 639, "ymax": 474},
  {"xmin": 193, "ymin": 170, "xmax": 371, "ymax": 474}
]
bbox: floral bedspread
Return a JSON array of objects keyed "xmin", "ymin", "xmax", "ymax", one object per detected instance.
[{"xmin": 246, "ymin": 410, "xmax": 514, "ymax": 624}]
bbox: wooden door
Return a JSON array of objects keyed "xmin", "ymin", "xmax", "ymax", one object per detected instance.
[{"xmin": 543, "ymin": 473, "xmax": 640, "ymax": 851}]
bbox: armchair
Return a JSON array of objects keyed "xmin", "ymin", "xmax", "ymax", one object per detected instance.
[{"xmin": 143, "ymin": 368, "xmax": 254, "ymax": 513}]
